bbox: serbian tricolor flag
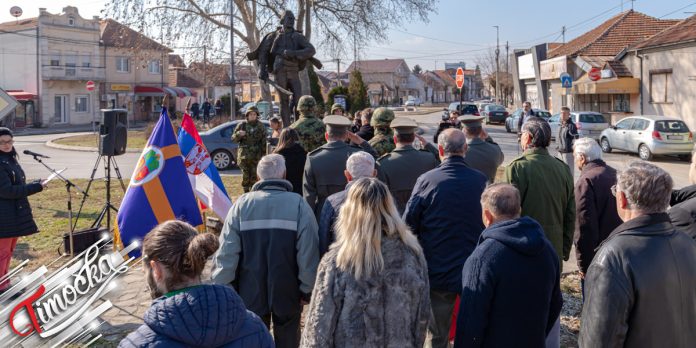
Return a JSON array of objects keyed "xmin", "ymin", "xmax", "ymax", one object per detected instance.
[
  {"xmin": 114, "ymin": 107, "xmax": 203, "ymax": 257},
  {"xmin": 177, "ymin": 113, "xmax": 232, "ymax": 219}
]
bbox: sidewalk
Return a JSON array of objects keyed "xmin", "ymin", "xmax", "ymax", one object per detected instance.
[{"xmin": 12, "ymin": 123, "xmax": 147, "ymax": 137}]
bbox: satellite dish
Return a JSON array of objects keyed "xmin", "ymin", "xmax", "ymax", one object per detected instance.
[{"xmin": 10, "ymin": 6, "xmax": 22, "ymax": 18}]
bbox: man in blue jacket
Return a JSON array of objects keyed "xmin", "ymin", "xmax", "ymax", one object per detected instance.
[
  {"xmin": 454, "ymin": 184, "xmax": 562, "ymax": 348},
  {"xmin": 403, "ymin": 128, "xmax": 487, "ymax": 348}
]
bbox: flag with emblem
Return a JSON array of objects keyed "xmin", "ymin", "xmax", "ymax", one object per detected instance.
[
  {"xmin": 115, "ymin": 107, "xmax": 202, "ymax": 257},
  {"xmin": 177, "ymin": 113, "xmax": 232, "ymax": 219}
]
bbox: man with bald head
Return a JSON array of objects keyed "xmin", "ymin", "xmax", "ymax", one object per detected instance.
[{"xmin": 404, "ymin": 128, "xmax": 488, "ymax": 348}]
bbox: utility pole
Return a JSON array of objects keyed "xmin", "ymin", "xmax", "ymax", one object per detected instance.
[
  {"xmin": 203, "ymin": 45, "xmax": 208, "ymax": 101},
  {"xmin": 334, "ymin": 58, "xmax": 342, "ymax": 86},
  {"xmin": 494, "ymin": 25, "xmax": 500, "ymax": 104},
  {"xmin": 229, "ymin": 0, "xmax": 236, "ymax": 120},
  {"xmin": 505, "ymin": 40, "xmax": 510, "ymax": 105},
  {"xmin": 562, "ymin": 26, "xmax": 566, "ymax": 44}
]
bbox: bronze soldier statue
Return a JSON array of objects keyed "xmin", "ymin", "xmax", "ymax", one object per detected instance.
[{"xmin": 247, "ymin": 10, "xmax": 322, "ymax": 126}]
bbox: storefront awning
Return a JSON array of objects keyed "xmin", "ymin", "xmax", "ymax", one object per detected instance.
[
  {"xmin": 6, "ymin": 90, "xmax": 36, "ymax": 101},
  {"xmin": 573, "ymin": 78, "xmax": 639, "ymax": 94},
  {"xmin": 134, "ymin": 86, "xmax": 197, "ymax": 98}
]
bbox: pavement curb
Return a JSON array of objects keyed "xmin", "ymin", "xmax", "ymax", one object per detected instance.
[{"xmin": 46, "ymin": 137, "xmax": 142, "ymax": 153}]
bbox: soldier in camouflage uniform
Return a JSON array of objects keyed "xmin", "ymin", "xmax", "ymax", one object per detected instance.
[
  {"xmin": 232, "ymin": 106, "xmax": 268, "ymax": 192},
  {"xmin": 368, "ymin": 107, "xmax": 396, "ymax": 157},
  {"xmin": 290, "ymin": 95, "xmax": 326, "ymax": 152}
]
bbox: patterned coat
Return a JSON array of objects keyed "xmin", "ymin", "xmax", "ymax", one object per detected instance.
[
  {"xmin": 301, "ymin": 237, "xmax": 430, "ymax": 348},
  {"xmin": 232, "ymin": 120, "xmax": 267, "ymax": 162},
  {"xmin": 368, "ymin": 128, "xmax": 395, "ymax": 157},
  {"xmin": 290, "ymin": 114, "xmax": 326, "ymax": 153}
]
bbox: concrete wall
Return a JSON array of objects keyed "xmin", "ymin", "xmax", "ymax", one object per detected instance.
[
  {"xmin": 623, "ymin": 44, "xmax": 696, "ymax": 130},
  {"xmin": 0, "ymin": 29, "xmax": 38, "ymax": 93}
]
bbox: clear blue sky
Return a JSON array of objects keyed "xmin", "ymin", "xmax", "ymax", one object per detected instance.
[{"xmin": 2, "ymin": 0, "xmax": 694, "ymax": 71}]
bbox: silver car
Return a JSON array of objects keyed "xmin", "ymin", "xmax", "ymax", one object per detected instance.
[
  {"xmin": 599, "ymin": 115, "xmax": 694, "ymax": 161},
  {"xmin": 549, "ymin": 111, "xmax": 609, "ymax": 141}
]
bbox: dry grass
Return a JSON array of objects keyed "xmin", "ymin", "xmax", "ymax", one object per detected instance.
[
  {"xmin": 53, "ymin": 131, "xmax": 147, "ymax": 150},
  {"xmin": 561, "ymin": 273, "xmax": 583, "ymax": 347},
  {"xmin": 18, "ymin": 176, "xmax": 244, "ymax": 271}
]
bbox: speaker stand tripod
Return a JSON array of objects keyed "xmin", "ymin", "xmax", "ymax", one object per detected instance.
[{"xmin": 73, "ymin": 155, "xmax": 126, "ymax": 235}]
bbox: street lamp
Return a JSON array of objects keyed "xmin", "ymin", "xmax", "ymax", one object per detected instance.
[{"xmin": 493, "ymin": 25, "xmax": 500, "ymax": 104}]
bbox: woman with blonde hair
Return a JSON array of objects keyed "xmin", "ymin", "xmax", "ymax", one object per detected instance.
[{"xmin": 301, "ymin": 177, "xmax": 430, "ymax": 348}]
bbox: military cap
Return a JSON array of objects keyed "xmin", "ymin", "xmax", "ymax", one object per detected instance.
[
  {"xmin": 297, "ymin": 95, "xmax": 317, "ymax": 113},
  {"xmin": 371, "ymin": 107, "xmax": 395, "ymax": 127},
  {"xmin": 245, "ymin": 106, "xmax": 260, "ymax": 117},
  {"xmin": 323, "ymin": 115, "xmax": 352, "ymax": 130},
  {"xmin": 331, "ymin": 103, "xmax": 344, "ymax": 113},
  {"xmin": 458, "ymin": 115, "xmax": 485, "ymax": 128},
  {"xmin": 390, "ymin": 117, "xmax": 418, "ymax": 135}
]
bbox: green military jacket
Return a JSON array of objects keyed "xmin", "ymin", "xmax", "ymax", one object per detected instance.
[
  {"xmin": 369, "ymin": 129, "xmax": 395, "ymax": 157},
  {"xmin": 377, "ymin": 143, "xmax": 440, "ymax": 213},
  {"xmin": 504, "ymin": 147, "xmax": 575, "ymax": 267},
  {"xmin": 290, "ymin": 114, "xmax": 326, "ymax": 152},
  {"xmin": 232, "ymin": 120, "xmax": 267, "ymax": 161}
]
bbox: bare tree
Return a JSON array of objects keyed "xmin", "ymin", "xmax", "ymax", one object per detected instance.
[
  {"xmin": 475, "ymin": 48, "xmax": 514, "ymax": 105},
  {"xmin": 105, "ymin": 0, "xmax": 438, "ymax": 101}
]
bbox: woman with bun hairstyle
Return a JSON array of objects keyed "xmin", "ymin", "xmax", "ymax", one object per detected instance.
[{"xmin": 119, "ymin": 220, "xmax": 273, "ymax": 348}]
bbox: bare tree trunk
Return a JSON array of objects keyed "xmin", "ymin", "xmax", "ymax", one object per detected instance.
[{"xmin": 299, "ymin": 0, "xmax": 312, "ymax": 96}]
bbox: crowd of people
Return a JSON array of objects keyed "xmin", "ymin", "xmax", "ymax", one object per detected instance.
[
  {"xmin": 3, "ymin": 95, "xmax": 687, "ymax": 347},
  {"xmin": 111, "ymin": 96, "xmax": 696, "ymax": 347}
]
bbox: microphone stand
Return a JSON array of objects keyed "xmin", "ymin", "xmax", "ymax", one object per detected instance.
[{"xmin": 30, "ymin": 155, "xmax": 88, "ymax": 257}]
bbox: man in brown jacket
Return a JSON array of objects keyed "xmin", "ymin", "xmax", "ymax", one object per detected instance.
[{"xmin": 572, "ymin": 138, "xmax": 622, "ymax": 299}]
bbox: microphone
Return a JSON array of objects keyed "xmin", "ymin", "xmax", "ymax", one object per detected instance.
[{"xmin": 23, "ymin": 150, "xmax": 50, "ymax": 159}]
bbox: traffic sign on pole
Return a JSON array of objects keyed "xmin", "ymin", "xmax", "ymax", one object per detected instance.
[
  {"xmin": 86, "ymin": 80, "xmax": 95, "ymax": 91},
  {"xmin": 456, "ymin": 67, "xmax": 464, "ymax": 89},
  {"xmin": 560, "ymin": 72, "xmax": 572, "ymax": 88},
  {"xmin": 588, "ymin": 68, "xmax": 601, "ymax": 82}
]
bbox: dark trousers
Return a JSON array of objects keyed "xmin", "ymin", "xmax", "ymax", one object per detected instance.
[
  {"xmin": 428, "ymin": 289, "xmax": 458, "ymax": 348},
  {"xmin": 275, "ymin": 69, "xmax": 302, "ymax": 126},
  {"xmin": 261, "ymin": 311, "xmax": 301, "ymax": 348}
]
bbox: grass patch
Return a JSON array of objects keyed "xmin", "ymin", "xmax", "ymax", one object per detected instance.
[
  {"xmin": 19, "ymin": 176, "xmax": 243, "ymax": 271},
  {"xmin": 53, "ymin": 131, "xmax": 147, "ymax": 150}
]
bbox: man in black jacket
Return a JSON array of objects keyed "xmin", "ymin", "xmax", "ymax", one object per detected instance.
[
  {"xmin": 355, "ymin": 108, "xmax": 374, "ymax": 141},
  {"xmin": 669, "ymin": 149, "xmax": 696, "ymax": 239},
  {"xmin": 572, "ymin": 138, "xmax": 622, "ymax": 299},
  {"xmin": 579, "ymin": 161, "xmax": 696, "ymax": 347}
]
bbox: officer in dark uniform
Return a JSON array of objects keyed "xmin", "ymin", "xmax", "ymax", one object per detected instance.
[
  {"xmin": 459, "ymin": 115, "xmax": 504, "ymax": 183},
  {"xmin": 303, "ymin": 115, "xmax": 377, "ymax": 218},
  {"xmin": 377, "ymin": 118, "xmax": 440, "ymax": 213}
]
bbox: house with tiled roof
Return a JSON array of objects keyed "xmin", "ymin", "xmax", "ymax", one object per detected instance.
[
  {"xmin": 620, "ymin": 14, "xmax": 696, "ymax": 130},
  {"xmin": 100, "ymin": 18, "xmax": 182, "ymax": 121},
  {"xmin": 346, "ymin": 59, "xmax": 423, "ymax": 106},
  {"xmin": 0, "ymin": 7, "xmax": 104, "ymax": 128},
  {"xmin": 535, "ymin": 10, "xmax": 679, "ymax": 118}
]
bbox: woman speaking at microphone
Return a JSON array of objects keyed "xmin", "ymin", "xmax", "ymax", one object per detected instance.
[{"xmin": 0, "ymin": 127, "xmax": 46, "ymax": 292}]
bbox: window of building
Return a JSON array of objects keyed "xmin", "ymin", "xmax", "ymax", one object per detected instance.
[
  {"xmin": 148, "ymin": 60, "xmax": 161, "ymax": 74},
  {"xmin": 75, "ymin": 95, "xmax": 89, "ymax": 113},
  {"xmin": 82, "ymin": 54, "xmax": 91, "ymax": 68},
  {"xmin": 50, "ymin": 51, "xmax": 60, "ymax": 66},
  {"xmin": 65, "ymin": 52, "xmax": 77, "ymax": 76},
  {"xmin": 612, "ymin": 94, "xmax": 630, "ymax": 112},
  {"xmin": 68, "ymin": 17, "xmax": 75, "ymax": 26},
  {"xmin": 116, "ymin": 57, "xmax": 129, "ymax": 73},
  {"xmin": 649, "ymin": 69, "xmax": 672, "ymax": 103}
]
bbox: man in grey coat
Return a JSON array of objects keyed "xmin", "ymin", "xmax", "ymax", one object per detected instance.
[
  {"xmin": 212, "ymin": 154, "xmax": 319, "ymax": 348},
  {"xmin": 377, "ymin": 117, "xmax": 440, "ymax": 213},
  {"xmin": 460, "ymin": 115, "xmax": 504, "ymax": 183},
  {"xmin": 303, "ymin": 115, "xmax": 377, "ymax": 218},
  {"xmin": 579, "ymin": 161, "xmax": 696, "ymax": 347}
]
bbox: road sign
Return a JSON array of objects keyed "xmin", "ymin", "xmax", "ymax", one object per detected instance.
[
  {"xmin": 588, "ymin": 68, "xmax": 601, "ymax": 82},
  {"xmin": 560, "ymin": 72, "xmax": 572, "ymax": 88},
  {"xmin": 0, "ymin": 88, "xmax": 18, "ymax": 124},
  {"xmin": 456, "ymin": 67, "xmax": 464, "ymax": 89},
  {"xmin": 86, "ymin": 80, "xmax": 95, "ymax": 91}
]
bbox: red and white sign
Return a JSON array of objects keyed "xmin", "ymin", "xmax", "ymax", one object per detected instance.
[
  {"xmin": 455, "ymin": 67, "xmax": 464, "ymax": 89},
  {"xmin": 588, "ymin": 68, "xmax": 601, "ymax": 82},
  {"xmin": 85, "ymin": 80, "xmax": 95, "ymax": 91}
]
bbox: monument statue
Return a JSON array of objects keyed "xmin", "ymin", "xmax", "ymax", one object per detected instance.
[{"xmin": 247, "ymin": 10, "xmax": 322, "ymax": 126}]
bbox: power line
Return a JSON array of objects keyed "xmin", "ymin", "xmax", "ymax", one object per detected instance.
[{"xmin": 659, "ymin": 2, "xmax": 696, "ymax": 18}]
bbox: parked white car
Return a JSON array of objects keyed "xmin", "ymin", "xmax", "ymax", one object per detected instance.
[
  {"xmin": 599, "ymin": 115, "xmax": 694, "ymax": 161},
  {"xmin": 548, "ymin": 111, "xmax": 609, "ymax": 141}
]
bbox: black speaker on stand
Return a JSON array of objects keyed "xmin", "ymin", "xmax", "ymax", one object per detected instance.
[{"xmin": 71, "ymin": 109, "xmax": 128, "ymax": 253}]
